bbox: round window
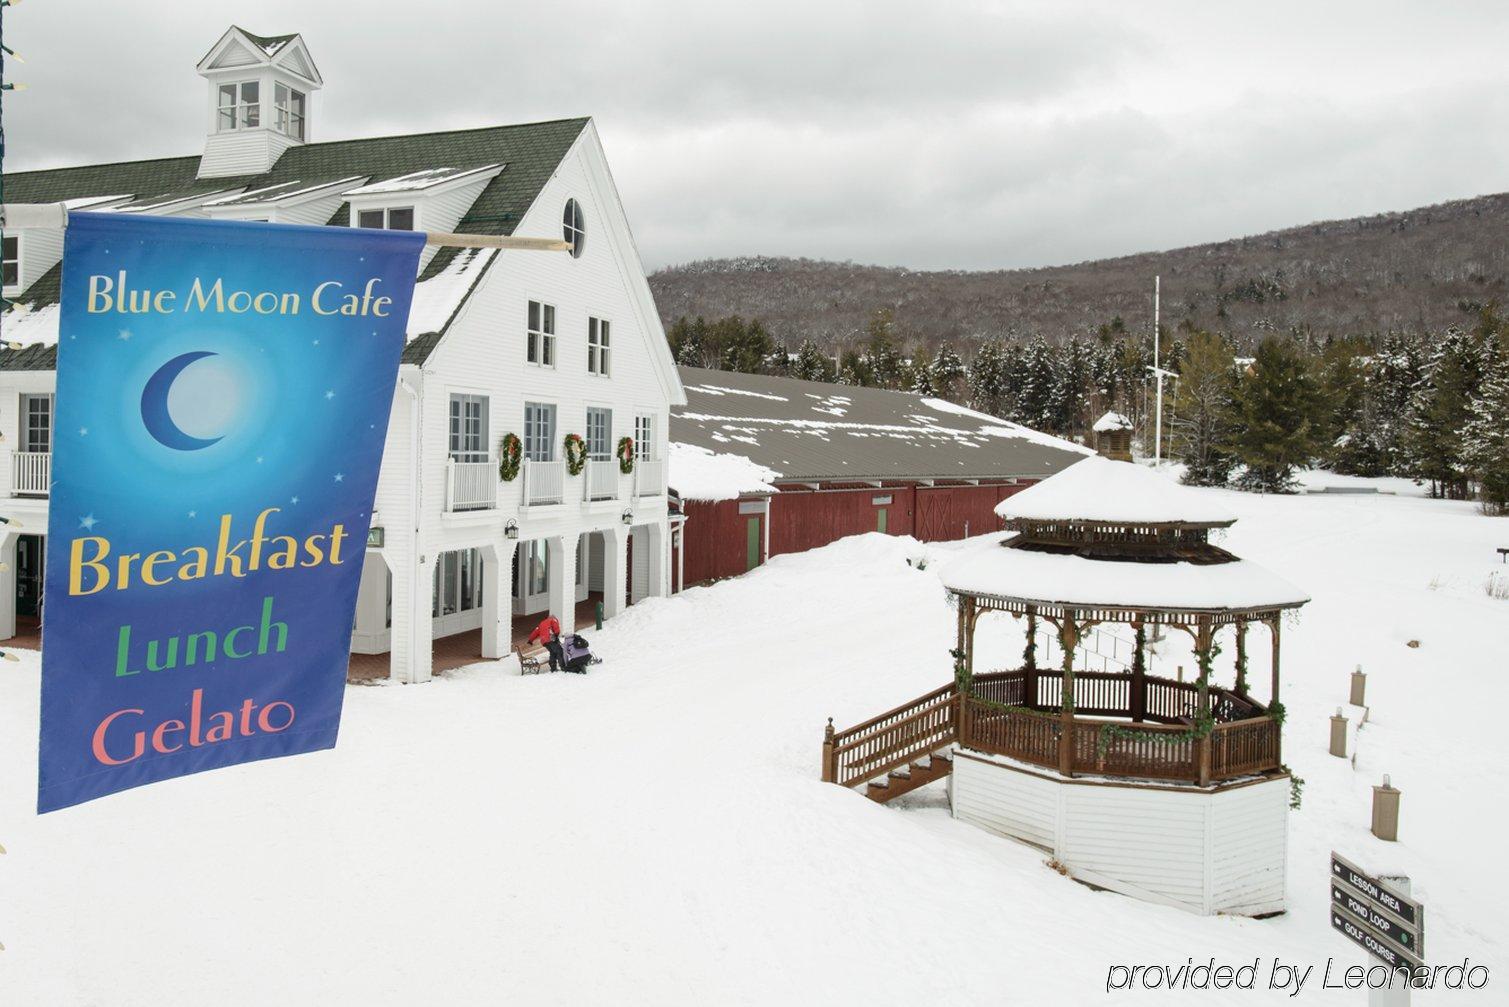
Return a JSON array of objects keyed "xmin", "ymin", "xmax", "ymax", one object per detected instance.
[{"xmin": 563, "ymin": 198, "xmax": 585, "ymax": 259}]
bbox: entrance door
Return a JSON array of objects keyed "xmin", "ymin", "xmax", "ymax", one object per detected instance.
[
  {"xmin": 745, "ymin": 516, "xmax": 761, "ymax": 572},
  {"xmin": 16, "ymin": 535, "xmax": 44, "ymax": 618},
  {"xmin": 876, "ymin": 507, "xmax": 889, "ymax": 534}
]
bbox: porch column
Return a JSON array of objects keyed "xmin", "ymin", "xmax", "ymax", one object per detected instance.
[
  {"xmin": 1057, "ymin": 611, "xmax": 1078, "ymax": 777},
  {"xmin": 1234, "ymin": 617, "xmax": 1249, "ymax": 697},
  {"xmin": 547, "ymin": 534, "xmax": 579, "ymax": 629},
  {"xmin": 1268, "ymin": 615, "xmax": 1281, "ymax": 705},
  {"xmin": 601, "ymin": 526, "xmax": 629, "ymax": 620},
  {"xmin": 390, "ymin": 549, "xmax": 435, "ymax": 685},
  {"xmin": 480, "ymin": 539, "xmax": 516, "ymax": 660},
  {"xmin": 1195, "ymin": 617, "xmax": 1214, "ymax": 787},
  {"xmin": 1130, "ymin": 620, "xmax": 1146, "ymax": 723},
  {"xmin": 644, "ymin": 522, "xmax": 669, "ymax": 598},
  {"xmin": 0, "ymin": 530, "xmax": 16, "ymax": 641}
]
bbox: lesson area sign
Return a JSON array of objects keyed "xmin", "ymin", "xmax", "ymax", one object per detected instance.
[
  {"xmin": 1329, "ymin": 852, "xmax": 1425, "ymax": 972},
  {"xmin": 37, "ymin": 213, "xmax": 423, "ymax": 813}
]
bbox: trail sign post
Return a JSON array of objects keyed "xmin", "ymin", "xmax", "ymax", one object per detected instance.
[{"xmin": 1330, "ymin": 852, "xmax": 1425, "ymax": 1005}]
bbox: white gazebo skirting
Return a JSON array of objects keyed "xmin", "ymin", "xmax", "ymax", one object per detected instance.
[{"xmin": 950, "ymin": 749, "xmax": 1289, "ymax": 916}]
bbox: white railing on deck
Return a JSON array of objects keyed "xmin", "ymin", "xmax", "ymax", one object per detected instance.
[
  {"xmin": 523, "ymin": 458, "xmax": 565, "ymax": 506},
  {"xmin": 9, "ymin": 450, "xmax": 51, "ymax": 496},
  {"xmin": 445, "ymin": 457, "xmax": 497, "ymax": 512},
  {"xmin": 585, "ymin": 459, "xmax": 619, "ymax": 502},
  {"xmin": 634, "ymin": 457, "xmax": 666, "ymax": 497}
]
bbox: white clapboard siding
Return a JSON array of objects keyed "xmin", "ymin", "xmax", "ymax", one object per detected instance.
[{"xmin": 950, "ymin": 751, "xmax": 1288, "ymax": 916}]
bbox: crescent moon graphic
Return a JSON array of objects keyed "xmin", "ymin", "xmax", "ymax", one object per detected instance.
[{"xmin": 140, "ymin": 351, "xmax": 226, "ymax": 451}]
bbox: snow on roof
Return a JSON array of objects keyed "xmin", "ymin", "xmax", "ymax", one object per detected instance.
[
  {"xmin": 1, "ymin": 303, "xmax": 60, "ymax": 347},
  {"xmin": 996, "ymin": 456, "xmax": 1237, "ymax": 526},
  {"xmin": 203, "ymin": 176, "xmax": 367, "ymax": 206},
  {"xmin": 920, "ymin": 397, "xmax": 1093, "ymax": 455},
  {"xmin": 686, "ymin": 383, "xmax": 789, "ymax": 402},
  {"xmin": 61, "ymin": 194, "xmax": 132, "ymax": 210},
  {"xmin": 1092, "ymin": 411, "xmax": 1133, "ymax": 433},
  {"xmin": 669, "ymin": 442, "xmax": 779, "ymax": 501},
  {"xmin": 941, "ymin": 538, "xmax": 1309, "ymax": 613},
  {"xmin": 343, "ymin": 164, "xmax": 503, "ymax": 196},
  {"xmin": 405, "ymin": 246, "xmax": 494, "ymax": 340}
]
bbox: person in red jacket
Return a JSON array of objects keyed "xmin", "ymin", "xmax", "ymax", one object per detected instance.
[{"xmin": 527, "ymin": 614, "xmax": 564, "ymax": 672}]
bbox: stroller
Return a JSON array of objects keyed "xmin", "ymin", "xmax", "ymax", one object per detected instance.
[{"xmin": 558, "ymin": 632, "xmax": 601, "ymax": 673}]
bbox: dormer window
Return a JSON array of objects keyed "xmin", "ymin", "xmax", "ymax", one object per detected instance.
[
  {"xmin": 217, "ymin": 81, "xmax": 260, "ymax": 131},
  {"xmin": 2, "ymin": 235, "xmax": 18, "ymax": 288},
  {"xmin": 274, "ymin": 83, "xmax": 306, "ymax": 140},
  {"xmin": 356, "ymin": 207, "xmax": 415, "ymax": 231}
]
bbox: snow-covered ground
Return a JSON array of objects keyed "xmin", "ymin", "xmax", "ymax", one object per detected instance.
[{"xmin": 2, "ymin": 475, "xmax": 1505, "ymax": 1004}]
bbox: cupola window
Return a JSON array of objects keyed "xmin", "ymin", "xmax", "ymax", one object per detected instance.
[
  {"xmin": 274, "ymin": 83, "xmax": 307, "ymax": 140},
  {"xmin": 217, "ymin": 81, "xmax": 261, "ymax": 131}
]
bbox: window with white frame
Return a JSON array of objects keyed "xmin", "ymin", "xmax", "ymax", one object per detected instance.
[
  {"xmin": 448, "ymin": 393, "xmax": 489, "ymax": 462},
  {"xmin": 274, "ymin": 83, "xmax": 307, "ymax": 140},
  {"xmin": 527, "ymin": 300, "xmax": 556, "ymax": 366},
  {"xmin": 563, "ymin": 198, "xmax": 585, "ymax": 259},
  {"xmin": 356, "ymin": 207, "xmax": 414, "ymax": 231},
  {"xmin": 587, "ymin": 317, "xmax": 611, "ymax": 376},
  {"xmin": 432, "ymin": 548, "xmax": 484, "ymax": 617},
  {"xmin": 523, "ymin": 402, "xmax": 556, "ymax": 461},
  {"xmin": 21, "ymin": 393, "xmax": 52, "ymax": 453},
  {"xmin": 2, "ymin": 235, "xmax": 18, "ymax": 288},
  {"xmin": 217, "ymin": 81, "xmax": 260, "ymax": 131},
  {"xmin": 586, "ymin": 407, "xmax": 613, "ymax": 460},
  {"xmin": 634, "ymin": 415, "xmax": 654, "ymax": 460}
]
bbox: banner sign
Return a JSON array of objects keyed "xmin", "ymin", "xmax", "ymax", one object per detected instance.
[{"xmin": 38, "ymin": 213, "xmax": 423, "ymax": 813}]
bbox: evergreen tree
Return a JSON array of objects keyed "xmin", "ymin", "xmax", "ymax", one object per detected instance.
[
  {"xmin": 1016, "ymin": 337, "xmax": 1060, "ymax": 432},
  {"xmin": 1172, "ymin": 331, "xmax": 1236, "ymax": 486},
  {"xmin": 1053, "ymin": 337, "xmax": 1095, "ymax": 435},
  {"xmin": 930, "ymin": 344, "xmax": 966, "ymax": 402},
  {"xmin": 863, "ymin": 308, "xmax": 905, "ymax": 389},
  {"xmin": 791, "ymin": 340, "xmax": 836, "ymax": 382},
  {"xmin": 1227, "ymin": 336, "xmax": 1321, "ymax": 493},
  {"xmin": 1464, "ymin": 334, "xmax": 1509, "ymax": 513},
  {"xmin": 1406, "ymin": 329, "xmax": 1486, "ymax": 499},
  {"xmin": 968, "ymin": 340, "xmax": 1006, "ymax": 414}
]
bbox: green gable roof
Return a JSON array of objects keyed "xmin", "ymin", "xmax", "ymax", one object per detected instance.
[{"xmin": 1, "ymin": 116, "xmax": 590, "ymax": 369}]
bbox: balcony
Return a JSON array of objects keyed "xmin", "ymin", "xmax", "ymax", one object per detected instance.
[
  {"xmin": 634, "ymin": 458, "xmax": 666, "ymax": 497},
  {"xmin": 7, "ymin": 450, "xmax": 51, "ymax": 497},
  {"xmin": 584, "ymin": 459, "xmax": 619, "ymax": 502},
  {"xmin": 445, "ymin": 456, "xmax": 497, "ymax": 512},
  {"xmin": 522, "ymin": 458, "xmax": 565, "ymax": 506}
]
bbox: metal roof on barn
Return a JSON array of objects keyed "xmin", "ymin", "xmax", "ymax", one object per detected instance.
[{"xmin": 671, "ymin": 366, "xmax": 1091, "ymax": 485}]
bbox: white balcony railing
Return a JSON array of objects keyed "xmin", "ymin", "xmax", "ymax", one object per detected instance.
[
  {"xmin": 9, "ymin": 450, "xmax": 51, "ymax": 497},
  {"xmin": 445, "ymin": 456, "xmax": 497, "ymax": 512},
  {"xmin": 584, "ymin": 459, "xmax": 619, "ymax": 502},
  {"xmin": 522, "ymin": 458, "xmax": 565, "ymax": 506},
  {"xmin": 634, "ymin": 458, "xmax": 666, "ymax": 497}
]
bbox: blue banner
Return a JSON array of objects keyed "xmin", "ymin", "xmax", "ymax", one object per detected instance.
[{"xmin": 38, "ymin": 213, "xmax": 423, "ymax": 813}]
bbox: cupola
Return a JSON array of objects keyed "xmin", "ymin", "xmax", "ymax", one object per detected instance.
[{"xmin": 195, "ymin": 26, "xmax": 323, "ymax": 179}]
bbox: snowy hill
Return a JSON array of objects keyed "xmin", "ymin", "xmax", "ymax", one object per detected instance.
[{"xmin": 1, "ymin": 473, "xmax": 1505, "ymax": 1004}]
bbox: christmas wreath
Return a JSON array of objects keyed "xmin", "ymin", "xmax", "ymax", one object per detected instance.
[
  {"xmin": 498, "ymin": 433, "xmax": 523, "ymax": 482},
  {"xmin": 564, "ymin": 433, "xmax": 587, "ymax": 476},
  {"xmin": 617, "ymin": 436, "xmax": 635, "ymax": 474}
]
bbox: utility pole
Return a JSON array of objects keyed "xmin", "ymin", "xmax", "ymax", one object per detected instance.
[{"xmin": 1145, "ymin": 274, "xmax": 1176, "ymax": 466}]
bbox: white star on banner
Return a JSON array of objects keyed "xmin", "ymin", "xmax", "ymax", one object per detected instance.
[
  {"xmin": 334, "ymin": 473, "xmax": 345, "ymax": 483},
  {"xmin": 325, "ymin": 390, "xmax": 336, "ymax": 400},
  {"xmin": 290, "ymin": 496, "xmax": 300, "ymax": 505},
  {"xmin": 79, "ymin": 514, "xmax": 98, "ymax": 530},
  {"xmin": 117, "ymin": 329, "xmax": 132, "ymax": 341},
  {"xmin": 79, "ymin": 427, "xmax": 88, "ymax": 436}
]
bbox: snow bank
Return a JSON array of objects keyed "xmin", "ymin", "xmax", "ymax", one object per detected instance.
[{"xmin": 668, "ymin": 441, "xmax": 779, "ymax": 501}]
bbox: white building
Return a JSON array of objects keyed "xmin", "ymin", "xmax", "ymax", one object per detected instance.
[{"xmin": 0, "ymin": 26, "xmax": 687, "ymax": 683}]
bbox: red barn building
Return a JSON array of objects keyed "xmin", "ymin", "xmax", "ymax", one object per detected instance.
[{"xmin": 668, "ymin": 367, "xmax": 1090, "ymax": 587}]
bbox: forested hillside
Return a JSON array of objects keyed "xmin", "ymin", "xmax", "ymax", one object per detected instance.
[{"xmin": 649, "ymin": 192, "xmax": 1509, "ymax": 349}]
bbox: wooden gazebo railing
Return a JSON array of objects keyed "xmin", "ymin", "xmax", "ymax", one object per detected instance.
[{"xmin": 822, "ymin": 670, "xmax": 1281, "ymax": 791}]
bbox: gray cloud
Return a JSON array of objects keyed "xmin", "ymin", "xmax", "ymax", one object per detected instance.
[{"xmin": 5, "ymin": 1, "xmax": 1507, "ymax": 271}]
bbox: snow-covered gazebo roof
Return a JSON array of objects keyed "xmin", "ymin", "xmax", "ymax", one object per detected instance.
[
  {"xmin": 942, "ymin": 543, "xmax": 1309, "ymax": 616},
  {"xmin": 996, "ymin": 456, "xmax": 1237, "ymax": 528}
]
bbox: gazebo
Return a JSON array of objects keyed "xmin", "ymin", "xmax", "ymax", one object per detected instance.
[
  {"xmin": 943, "ymin": 455, "xmax": 1308, "ymax": 787},
  {"xmin": 821, "ymin": 457, "xmax": 1310, "ymax": 915}
]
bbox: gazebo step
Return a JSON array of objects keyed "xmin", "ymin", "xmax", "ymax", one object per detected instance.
[{"xmin": 865, "ymin": 753, "xmax": 953, "ymax": 803}]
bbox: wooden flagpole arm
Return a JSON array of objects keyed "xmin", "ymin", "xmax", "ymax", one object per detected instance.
[{"xmin": 0, "ymin": 204, "xmax": 572, "ymax": 253}]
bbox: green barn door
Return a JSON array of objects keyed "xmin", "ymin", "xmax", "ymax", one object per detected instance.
[
  {"xmin": 745, "ymin": 516, "xmax": 762, "ymax": 571},
  {"xmin": 876, "ymin": 507, "xmax": 888, "ymax": 534}
]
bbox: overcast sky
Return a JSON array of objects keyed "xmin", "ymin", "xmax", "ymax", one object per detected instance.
[{"xmin": 6, "ymin": 1, "xmax": 1507, "ymax": 271}]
